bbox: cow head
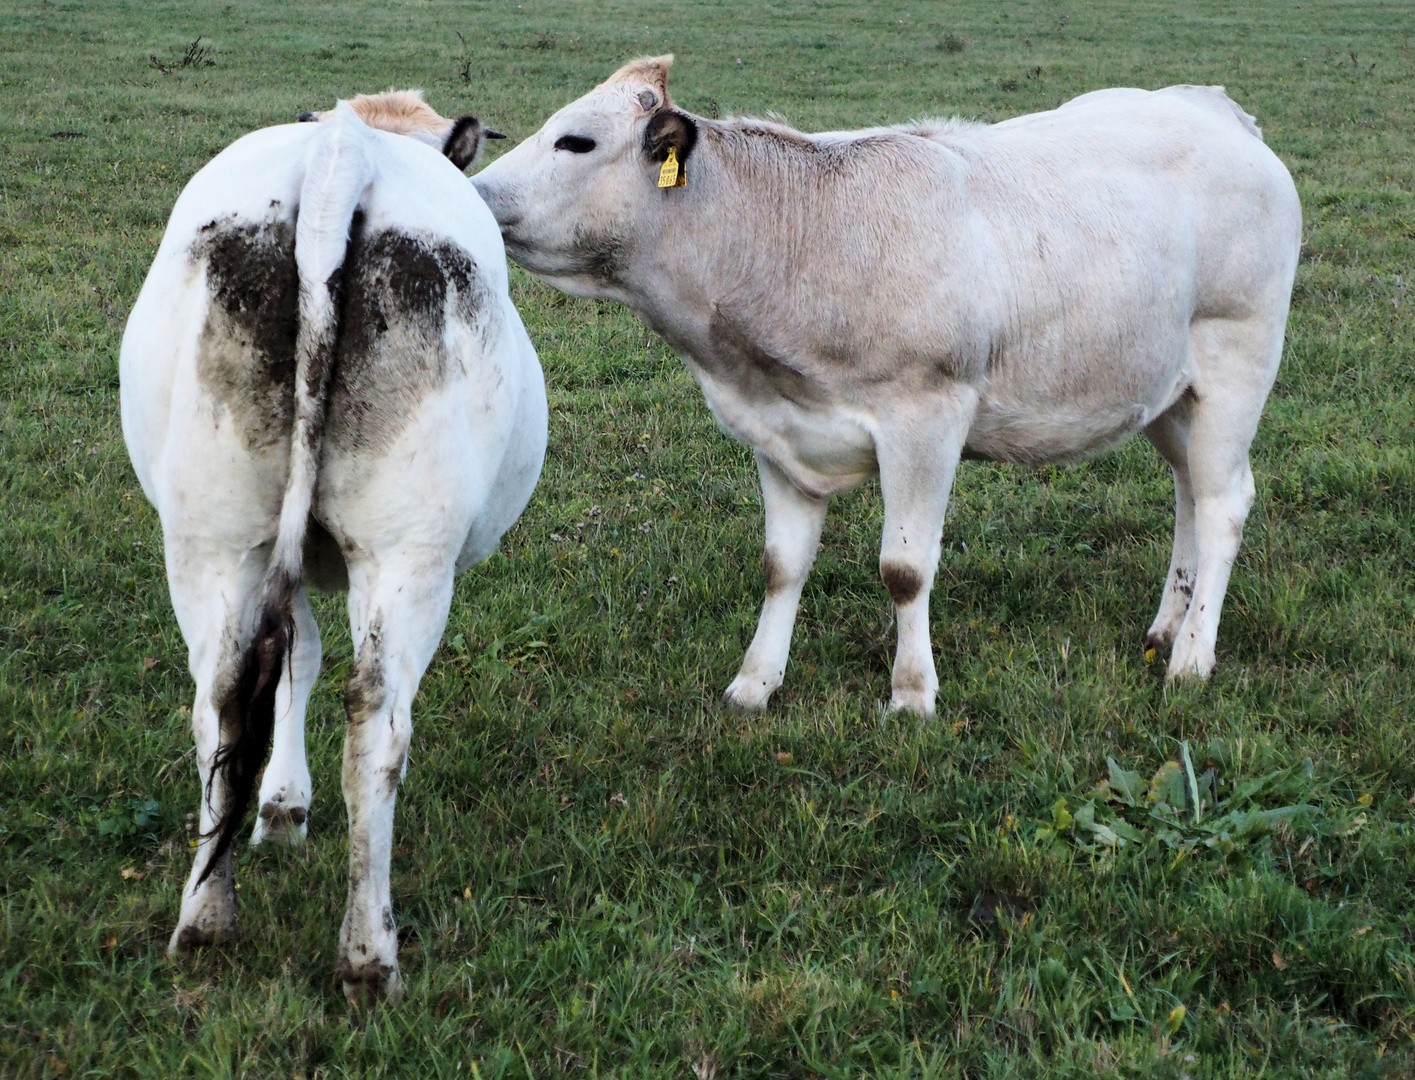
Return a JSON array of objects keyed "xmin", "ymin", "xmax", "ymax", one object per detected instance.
[
  {"xmin": 471, "ymin": 56, "xmax": 698, "ymax": 293},
  {"xmin": 297, "ymin": 89, "xmax": 504, "ymax": 171}
]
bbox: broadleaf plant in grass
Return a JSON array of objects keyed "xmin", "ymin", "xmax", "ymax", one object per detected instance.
[{"xmin": 1037, "ymin": 740, "xmax": 1367, "ymax": 864}]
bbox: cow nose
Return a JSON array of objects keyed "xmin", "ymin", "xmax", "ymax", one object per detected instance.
[{"xmin": 470, "ymin": 175, "xmax": 513, "ymax": 224}]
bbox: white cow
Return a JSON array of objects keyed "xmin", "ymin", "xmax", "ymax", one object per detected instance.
[
  {"xmin": 472, "ymin": 56, "xmax": 1301, "ymax": 714},
  {"xmin": 121, "ymin": 92, "xmax": 547, "ymax": 1000}
]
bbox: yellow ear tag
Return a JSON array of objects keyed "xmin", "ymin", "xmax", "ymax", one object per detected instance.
[{"xmin": 657, "ymin": 146, "xmax": 680, "ymax": 188}]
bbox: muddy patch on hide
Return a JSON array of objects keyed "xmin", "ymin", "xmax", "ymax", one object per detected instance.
[
  {"xmin": 193, "ymin": 217, "xmax": 299, "ymax": 450},
  {"xmin": 345, "ymin": 617, "xmax": 386, "ymax": 724},
  {"xmin": 706, "ymin": 308, "xmax": 825, "ymax": 407},
  {"xmin": 569, "ymin": 225, "xmax": 627, "ymax": 283},
  {"xmin": 326, "ymin": 227, "xmax": 489, "ymax": 453},
  {"xmin": 880, "ymin": 561, "xmax": 924, "ymax": 606},
  {"xmin": 762, "ymin": 549, "xmax": 788, "ymax": 594}
]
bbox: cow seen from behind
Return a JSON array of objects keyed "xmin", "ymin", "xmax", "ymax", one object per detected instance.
[{"xmin": 121, "ymin": 91, "xmax": 547, "ymax": 1000}]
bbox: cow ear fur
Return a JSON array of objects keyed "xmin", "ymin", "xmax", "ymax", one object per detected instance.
[
  {"xmin": 643, "ymin": 109, "xmax": 698, "ymax": 167},
  {"xmin": 442, "ymin": 115, "xmax": 486, "ymax": 171}
]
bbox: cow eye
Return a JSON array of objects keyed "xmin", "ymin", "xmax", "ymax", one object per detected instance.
[{"xmin": 554, "ymin": 134, "xmax": 597, "ymax": 154}]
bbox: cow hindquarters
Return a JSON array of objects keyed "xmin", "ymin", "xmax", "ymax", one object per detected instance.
[
  {"xmin": 336, "ymin": 551, "xmax": 456, "ymax": 1004},
  {"xmin": 723, "ymin": 452, "xmax": 828, "ymax": 712},
  {"xmin": 877, "ymin": 386, "xmax": 978, "ymax": 715}
]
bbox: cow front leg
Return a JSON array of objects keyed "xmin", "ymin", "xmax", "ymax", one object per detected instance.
[
  {"xmin": 723, "ymin": 452, "xmax": 828, "ymax": 713},
  {"xmin": 251, "ymin": 588, "xmax": 320, "ymax": 846},
  {"xmin": 876, "ymin": 387, "xmax": 976, "ymax": 715},
  {"xmin": 336, "ymin": 564, "xmax": 453, "ymax": 1004}
]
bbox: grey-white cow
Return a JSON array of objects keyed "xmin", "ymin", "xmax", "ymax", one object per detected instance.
[
  {"xmin": 122, "ymin": 93, "xmax": 546, "ymax": 1000},
  {"xmin": 472, "ymin": 56, "xmax": 1301, "ymax": 714}
]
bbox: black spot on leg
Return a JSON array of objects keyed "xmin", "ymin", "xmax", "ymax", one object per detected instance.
[
  {"xmin": 881, "ymin": 562, "xmax": 924, "ymax": 606},
  {"xmin": 1170, "ymin": 566, "xmax": 1195, "ymax": 600},
  {"xmin": 381, "ymin": 907, "xmax": 394, "ymax": 933},
  {"xmin": 383, "ymin": 760, "xmax": 404, "ymax": 794},
  {"xmin": 193, "ymin": 217, "xmax": 299, "ymax": 449},
  {"xmin": 762, "ymin": 550, "xmax": 787, "ymax": 594}
]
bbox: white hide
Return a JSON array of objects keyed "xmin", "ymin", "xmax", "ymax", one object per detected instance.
[
  {"xmin": 121, "ymin": 106, "xmax": 547, "ymax": 1001},
  {"xmin": 472, "ymin": 59, "xmax": 1301, "ymax": 712}
]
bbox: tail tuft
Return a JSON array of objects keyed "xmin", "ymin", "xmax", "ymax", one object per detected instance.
[{"xmin": 197, "ymin": 578, "xmax": 296, "ymax": 885}]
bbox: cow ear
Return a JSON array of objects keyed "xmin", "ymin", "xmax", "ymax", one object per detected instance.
[
  {"xmin": 442, "ymin": 115, "xmax": 488, "ymax": 171},
  {"xmin": 643, "ymin": 109, "xmax": 698, "ymax": 166}
]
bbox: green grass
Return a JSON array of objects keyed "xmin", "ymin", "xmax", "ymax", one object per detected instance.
[{"xmin": 3, "ymin": 0, "xmax": 1414, "ymax": 1075}]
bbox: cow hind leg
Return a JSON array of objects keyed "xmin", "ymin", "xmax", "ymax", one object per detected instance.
[
  {"xmin": 336, "ymin": 557, "xmax": 455, "ymax": 1004},
  {"xmin": 876, "ymin": 386, "xmax": 977, "ymax": 715},
  {"xmin": 1143, "ymin": 396, "xmax": 1198, "ymax": 651},
  {"xmin": 1164, "ymin": 316, "xmax": 1277, "ymax": 681},
  {"xmin": 723, "ymin": 452, "xmax": 828, "ymax": 713},
  {"xmin": 251, "ymin": 587, "xmax": 320, "ymax": 846},
  {"xmin": 166, "ymin": 547, "xmax": 263, "ymax": 956}
]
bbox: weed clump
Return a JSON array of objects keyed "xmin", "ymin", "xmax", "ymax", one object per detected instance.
[{"xmin": 148, "ymin": 36, "xmax": 215, "ymax": 75}]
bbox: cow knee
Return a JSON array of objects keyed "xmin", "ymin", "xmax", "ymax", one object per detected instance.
[{"xmin": 880, "ymin": 560, "xmax": 925, "ymax": 606}]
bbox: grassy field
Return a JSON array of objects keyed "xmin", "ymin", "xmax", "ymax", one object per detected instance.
[{"xmin": 3, "ymin": 0, "xmax": 1414, "ymax": 1075}]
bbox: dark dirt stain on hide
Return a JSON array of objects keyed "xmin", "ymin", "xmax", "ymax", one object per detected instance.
[
  {"xmin": 705, "ymin": 308, "xmax": 825, "ymax": 407},
  {"xmin": 326, "ymin": 227, "xmax": 489, "ymax": 454},
  {"xmin": 762, "ymin": 549, "xmax": 788, "ymax": 594},
  {"xmin": 194, "ymin": 217, "xmax": 299, "ymax": 450},
  {"xmin": 569, "ymin": 225, "xmax": 626, "ymax": 284},
  {"xmin": 880, "ymin": 561, "xmax": 924, "ymax": 606},
  {"xmin": 345, "ymin": 618, "xmax": 386, "ymax": 724}
]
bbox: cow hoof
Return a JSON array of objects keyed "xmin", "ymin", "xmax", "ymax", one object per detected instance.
[
  {"xmin": 168, "ymin": 917, "xmax": 235, "ymax": 958},
  {"xmin": 722, "ymin": 676, "xmax": 775, "ymax": 714},
  {"xmin": 1143, "ymin": 628, "xmax": 1173, "ymax": 653},
  {"xmin": 888, "ymin": 693, "xmax": 936, "ymax": 717},
  {"xmin": 888, "ymin": 669, "xmax": 937, "ymax": 716},
  {"xmin": 251, "ymin": 801, "xmax": 308, "ymax": 846},
  {"xmin": 337, "ymin": 959, "xmax": 403, "ymax": 1005},
  {"xmin": 1164, "ymin": 646, "xmax": 1215, "ymax": 684},
  {"xmin": 168, "ymin": 871, "xmax": 237, "ymax": 959}
]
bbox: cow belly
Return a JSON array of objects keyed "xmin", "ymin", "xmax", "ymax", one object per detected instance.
[
  {"xmin": 964, "ymin": 397, "xmax": 1152, "ymax": 464},
  {"xmin": 966, "ymin": 356, "xmax": 1192, "ymax": 464}
]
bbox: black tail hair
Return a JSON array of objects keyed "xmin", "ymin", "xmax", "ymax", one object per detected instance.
[{"xmin": 196, "ymin": 577, "xmax": 296, "ymax": 885}]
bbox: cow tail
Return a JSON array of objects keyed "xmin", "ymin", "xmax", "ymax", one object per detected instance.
[{"xmin": 198, "ymin": 103, "xmax": 372, "ymax": 884}]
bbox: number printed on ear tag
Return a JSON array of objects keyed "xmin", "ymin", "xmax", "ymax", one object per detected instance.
[{"xmin": 657, "ymin": 147, "xmax": 680, "ymax": 188}]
